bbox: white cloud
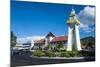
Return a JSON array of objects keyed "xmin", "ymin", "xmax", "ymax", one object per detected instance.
[
  {"xmin": 78, "ymin": 6, "xmax": 95, "ymax": 33},
  {"xmin": 79, "ymin": 23, "xmax": 92, "ymax": 33},
  {"xmin": 79, "ymin": 23, "xmax": 88, "ymax": 28},
  {"xmin": 17, "ymin": 36, "xmax": 45, "ymax": 43},
  {"xmin": 79, "ymin": 23, "xmax": 95, "ymax": 33},
  {"xmin": 78, "ymin": 6, "xmax": 95, "ymax": 25}
]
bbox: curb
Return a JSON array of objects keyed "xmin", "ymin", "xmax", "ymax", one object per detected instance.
[{"xmin": 30, "ymin": 56, "xmax": 86, "ymax": 59}]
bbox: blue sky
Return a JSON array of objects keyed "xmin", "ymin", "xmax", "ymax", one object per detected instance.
[{"xmin": 11, "ymin": 1, "xmax": 95, "ymax": 43}]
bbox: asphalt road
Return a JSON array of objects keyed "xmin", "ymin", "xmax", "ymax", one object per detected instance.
[{"xmin": 11, "ymin": 53, "xmax": 95, "ymax": 67}]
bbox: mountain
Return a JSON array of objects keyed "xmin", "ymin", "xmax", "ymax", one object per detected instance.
[{"xmin": 81, "ymin": 36, "xmax": 95, "ymax": 49}]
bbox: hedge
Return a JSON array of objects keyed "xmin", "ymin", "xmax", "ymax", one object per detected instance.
[{"xmin": 32, "ymin": 50, "xmax": 95, "ymax": 57}]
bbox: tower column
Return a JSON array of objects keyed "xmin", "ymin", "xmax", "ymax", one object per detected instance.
[
  {"xmin": 75, "ymin": 25, "xmax": 82, "ymax": 50},
  {"xmin": 67, "ymin": 26, "xmax": 73, "ymax": 51},
  {"xmin": 66, "ymin": 8, "xmax": 82, "ymax": 51}
]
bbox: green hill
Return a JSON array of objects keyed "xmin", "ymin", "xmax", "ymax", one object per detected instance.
[{"xmin": 81, "ymin": 36, "xmax": 95, "ymax": 49}]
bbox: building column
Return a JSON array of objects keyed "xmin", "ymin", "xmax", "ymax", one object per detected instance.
[
  {"xmin": 31, "ymin": 40, "xmax": 34, "ymax": 50},
  {"xmin": 45, "ymin": 38, "xmax": 48, "ymax": 47}
]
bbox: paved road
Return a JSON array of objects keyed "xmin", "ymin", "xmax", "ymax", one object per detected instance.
[{"xmin": 11, "ymin": 53, "xmax": 95, "ymax": 67}]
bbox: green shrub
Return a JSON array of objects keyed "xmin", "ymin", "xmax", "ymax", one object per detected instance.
[
  {"xmin": 47, "ymin": 44, "xmax": 52, "ymax": 50},
  {"xmin": 52, "ymin": 48, "xmax": 66, "ymax": 52},
  {"xmin": 45, "ymin": 51, "xmax": 55, "ymax": 57},
  {"xmin": 79, "ymin": 51, "xmax": 95, "ymax": 57},
  {"xmin": 33, "ymin": 50, "xmax": 45, "ymax": 57},
  {"xmin": 60, "ymin": 49, "xmax": 66, "ymax": 52},
  {"xmin": 60, "ymin": 52, "xmax": 70, "ymax": 57},
  {"xmin": 60, "ymin": 51, "xmax": 80, "ymax": 57},
  {"xmin": 67, "ymin": 51, "xmax": 79, "ymax": 57},
  {"xmin": 54, "ymin": 52, "xmax": 61, "ymax": 57}
]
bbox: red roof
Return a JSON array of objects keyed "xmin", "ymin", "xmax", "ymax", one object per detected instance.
[
  {"xmin": 50, "ymin": 36, "xmax": 68, "ymax": 42},
  {"xmin": 34, "ymin": 39, "xmax": 45, "ymax": 44},
  {"xmin": 34, "ymin": 36, "xmax": 68, "ymax": 44}
]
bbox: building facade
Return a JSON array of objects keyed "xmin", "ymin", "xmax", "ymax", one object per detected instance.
[{"xmin": 32, "ymin": 32, "xmax": 68, "ymax": 50}]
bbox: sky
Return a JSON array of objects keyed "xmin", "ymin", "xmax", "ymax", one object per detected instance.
[{"xmin": 11, "ymin": 1, "xmax": 95, "ymax": 43}]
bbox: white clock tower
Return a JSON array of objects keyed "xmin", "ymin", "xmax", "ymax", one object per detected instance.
[{"xmin": 67, "ymin": 8, "xmax": 82, "ymax": 51}]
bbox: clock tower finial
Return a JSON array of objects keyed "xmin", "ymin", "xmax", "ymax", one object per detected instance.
[{"xmin": 67, "ymin": 7, "xmax": 80, "ymax": 25}]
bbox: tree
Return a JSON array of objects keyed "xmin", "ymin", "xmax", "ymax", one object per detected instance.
[
  {"xmin": 57, "ymin": 42, "xmax": 64, "ymax": 49},
  {"xmin": 47, "ymin": 44, "xmax": 52, "ymax": 50},
  {"xmin": 81, "ymin": 36, "xmax": 95, "ymax": 49},
  {"xmin": 11, "ymin": 31, "xmax": 17, "ymax": 47}
]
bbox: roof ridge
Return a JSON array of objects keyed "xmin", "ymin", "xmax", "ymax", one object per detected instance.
[{"xmin": 54, "ymin": 35, "xmax": 68, "ymax": 38}]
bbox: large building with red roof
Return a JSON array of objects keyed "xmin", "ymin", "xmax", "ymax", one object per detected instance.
[{"xmin": 32, "ymin": 32, "xmax": 68, "ymax": 50}]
